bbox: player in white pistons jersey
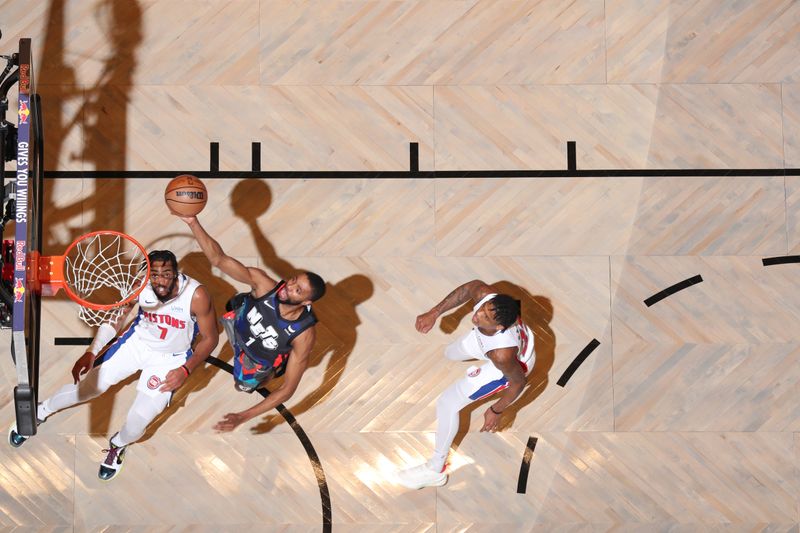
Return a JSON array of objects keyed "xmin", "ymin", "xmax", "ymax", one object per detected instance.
[
  {"xmin": 397, "ymin": 280, "xmax": 534, "ymax": 490},
  {"xmin": 135, "ymin": 274, "xmax": 200, "ymax": 352},
  {"xmin": 8, "ymin": 250, "xmax": 218, "ymax": 482}
]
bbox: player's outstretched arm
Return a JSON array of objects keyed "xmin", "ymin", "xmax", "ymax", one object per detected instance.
[
  {"xmin": 160, "ymin": 285, "xmax": 219, "ymax": 392},
  {"xmin": 415, "ymin": 279, "xmax": 494, "ymax": 333},
  {"xmin": 213, "ymin": 327, "xmax": 316, "ymax": 432},
  {"xmin": 178, "ymin": 215, "xmax": 277, "ymax": 292}
]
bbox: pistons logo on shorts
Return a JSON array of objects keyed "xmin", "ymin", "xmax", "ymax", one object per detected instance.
[
  {"xmin": 467, "ymin": 366, "xmax": 481, "ymax": 378},
  {"xmin": 147, "ymin": 375, "xmax": 162, "ymax": 390}
]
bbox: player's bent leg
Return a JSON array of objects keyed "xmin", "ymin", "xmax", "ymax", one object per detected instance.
[
  {"xmin": 119, "ymin": 390, "xmax": 170, "ymax": 445},
  {"xmin": 99, "ymin": 390, "xmax": 170, "ymax": 481},
  {"xmin": 40, "ymin": 370, "xmax": 109, "ymax": 415},
  {"xmin": 10, "ymin": 368, "xmax": 118, "ymax": 449},
  {"xmin": 99, "ymin": 352, "xmax": 181, "ymax": 481},
  {"xmin": 444, "ymin": 330, "xmax": 482, "ymax": 361},
  {"xmin": 396, "ymin": 380, "xmax": 471, "ymax": 490},
  {"xmin": 42, "ymin": 339, "xmax": 142, "ymax": 419},
  {"xmin": 396, "ymin": 362, "xmax": 508, "ymax": 489}
]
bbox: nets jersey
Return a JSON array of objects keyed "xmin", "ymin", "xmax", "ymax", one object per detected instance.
[
  {"xmin": 471, "ymin": 293, "xmax": 534, "ymax": 371},
  {"xmin": 233, "ymin": 280, "xmax": 317, "ymax": 365},
  {"xmin": 130, "ymin": 273, "xmax": 200, "ymax": 352}
]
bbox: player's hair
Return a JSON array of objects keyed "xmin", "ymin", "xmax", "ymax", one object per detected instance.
[
  {"xmin": 304, "ymin": 271, "xmax": 326, "ymax": 301},
  {"xmin": 490, "ymin": 294, "xmax": 521, "ymax": 330},
  {"xmin": 148, "ymin": 250, "xmax": 178, "ymax": 272}
]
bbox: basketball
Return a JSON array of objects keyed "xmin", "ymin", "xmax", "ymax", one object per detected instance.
[{"xmin": 165, "ymin": 174, "xmax": 207, "ymax": 216}]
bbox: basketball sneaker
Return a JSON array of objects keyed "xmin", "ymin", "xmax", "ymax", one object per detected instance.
[
  {"xmin": 396, "ymin": 462, "xmax": 448, "ymax": 489},
  {"xmin": 98, "ymin": 433, "xmax": 128, "ymax": 481},
  {"xmin": 7, "ymin": 411, "xmax": 46, "ymax": 448}
]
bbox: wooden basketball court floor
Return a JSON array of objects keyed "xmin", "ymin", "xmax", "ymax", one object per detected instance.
[{"xmin": 2, "ymin": 0, "xmax": 800, "ymax": 530}]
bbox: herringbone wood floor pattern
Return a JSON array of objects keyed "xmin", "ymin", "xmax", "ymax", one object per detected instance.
[{"xmin": 2, "ymin": 0, "xmax": 800, "ymax": 530}]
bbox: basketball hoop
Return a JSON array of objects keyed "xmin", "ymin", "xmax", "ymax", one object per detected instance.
[{"xmin": 33, "ymin": 231, "xmax": 151, "ymax": 327}]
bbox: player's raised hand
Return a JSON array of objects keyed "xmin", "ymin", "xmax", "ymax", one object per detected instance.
[
  {"xmin": 415, "ymin": 310, "xmax": 438, "ymax": 333},
  {"xmin": 71, "ymin": 352, "xmax": 95, "ymax": 383},
  {"xmin": 175, "ymin": 214, "xmax": 197, "ymax": 225}
]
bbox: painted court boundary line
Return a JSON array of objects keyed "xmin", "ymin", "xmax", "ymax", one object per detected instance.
[
  {"xmin": 643, "ymin": 275, "xmax": 704, "ymax": 307},
  {"xmin": 7, "ymin": 141, "xmax": 800, "ymax": 180},
  {"xmin": 46, "ymin": 343, "xmax": 334, "ymax": 532},
  {"xmin": 205, "ymin": 356, "xmax": 333, "ymax": 532},
  {"xmin": 516, "ymin": 436, "xmax": 538, "ymax": 494}
]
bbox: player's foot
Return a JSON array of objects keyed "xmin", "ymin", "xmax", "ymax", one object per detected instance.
[
  {"xmin": 7, "ymin": 411, "xmax": 46, "ymax": 448},
  {"xmin": 396, "ymin": 462, "xmax": 448, "ymax": 489},
  {"xmin": 8, "ymin": 423, "xmax": 30, "ymax": 448},
  {"xmin": 98, "ymin": 433, "xmax": 127, "ymax": 481}
]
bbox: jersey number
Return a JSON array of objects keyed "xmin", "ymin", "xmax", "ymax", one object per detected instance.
[
  {"xmin": 245, "ymin": 307, "xmax": 279, "ymax": 350},
  {"xmin": 157, "ymin": 326, "xmax": 168, "ymax": 339}
]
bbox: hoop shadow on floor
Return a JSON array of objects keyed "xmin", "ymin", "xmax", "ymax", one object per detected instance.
[
  {"xmin": 437, "ymin": 281, "xmax": 555, "ymax": 450},
  {"xmin": 36, "ymin": 0, "xmax": 145, "ymax": 439}
]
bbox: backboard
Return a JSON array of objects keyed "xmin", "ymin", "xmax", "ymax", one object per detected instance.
[{"xmin": 11, "ymin": 38, "xmax": 44, "ymax": 437}]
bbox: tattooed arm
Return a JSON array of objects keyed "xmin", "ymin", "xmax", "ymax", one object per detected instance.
[{"xmin": 415, "ymin": 280, "xmax": 494, "ymax": 334}]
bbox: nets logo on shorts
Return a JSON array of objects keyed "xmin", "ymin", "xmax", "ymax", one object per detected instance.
[{"xmin": 147, "ymin": 375, "xmax": 162, "ymax": 389}]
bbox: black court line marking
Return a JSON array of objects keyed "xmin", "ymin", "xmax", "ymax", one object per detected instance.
[
  {"xmin": 762, "ymin": 255, "xmax": 800, "ymax": 266},
  {"xmin": 206, "ymin": 356, "xmax": 332, "ymax": 532},
  {"xmin": 409, "ymin": 142, "xmax": 419, "ymax": 173},
  {"xmin": 556, "ymin": 339, "xmax": 600, "ymax": 387},
  {"xmin": 643, "ymin": 274, "xmax": 703, "ymax": 307},
  {"xmin": 54, "ymin": 337, "xmax": 92, "ymax": 346},
  {"xmin": 566, "ymin": 141, "xmax": 576, "ymax": 171},
  {"xmin": 12, "ymin": 167, "xmax": 800, "ymax": 180},
  {"xmin": 209, "ymin": 142, "xmax": 219, "ymax": 172},
  {"xmin": 516, "ymin": 436, "xmax": 538, "ymax": 494},
  {"xmin": 251, "ymin": 142, "xmax": 261, "ymax": 172}
]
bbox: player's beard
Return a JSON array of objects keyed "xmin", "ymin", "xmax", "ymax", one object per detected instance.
[
  {"xmin": 155, "ymin": 277, "xmax": 178, "ymax": 302},
  {"xmin": 277, "ymin": 285, "xmax": 302, "ymax": 306}
]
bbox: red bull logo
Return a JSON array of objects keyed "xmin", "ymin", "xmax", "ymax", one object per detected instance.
[
  {"xmin": 13, "ymin": 278, "xmax": 25, "ymax": 302},
  {"xmin": 18, "ymin": 101, "xmax": 30, "ymax": 124}
]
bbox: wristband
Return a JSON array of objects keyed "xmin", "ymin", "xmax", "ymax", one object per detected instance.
[
  {"xmin": 180, "ymin": 364, "xmax": 191, "ymax": 377},
  {"xmin": 88, "ymin": 323, "xmax": 117, "ymax": 355},
  {"xmin": 490, "ymin": 405, "xmax": 502, "ymax": 415}
]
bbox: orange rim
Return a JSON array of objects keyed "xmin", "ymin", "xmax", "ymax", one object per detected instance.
[{"xmin": 40, "ymin": 230, "xmax": 151, "ymax": 311}]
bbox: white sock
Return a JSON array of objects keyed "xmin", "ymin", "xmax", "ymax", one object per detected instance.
[{"xmin": 36, "ymin": 402, "xmax": 52, "ymax": 421}]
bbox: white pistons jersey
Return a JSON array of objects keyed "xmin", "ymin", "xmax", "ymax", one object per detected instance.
[
  {"xmin": 471, "ymin": 293, "xmax": 534, "ymax": 369},
  {"xmin": 132, "ymin": 273, "xmax": 199, "ymax": 352}
]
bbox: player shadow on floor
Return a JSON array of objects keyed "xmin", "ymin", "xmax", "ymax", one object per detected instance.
[
  {"xmin": 192, "ymin": 179, "xmax": 374, "ymax": 434},
  {"xmin": 83, "ymin": 375, "xmax": 137, "ymax": 439},
  {"xmin": 438, "ymin": 281, "xmax": 555, "ymax": 450}
]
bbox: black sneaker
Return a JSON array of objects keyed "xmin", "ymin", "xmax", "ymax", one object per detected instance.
[
  {"xmin": 98, "ymin": 433, "xmax": 128, "ymax": 481},
  {"xmin": 8, "ymin": 414, "xmax": 45, "ymax": 448}
]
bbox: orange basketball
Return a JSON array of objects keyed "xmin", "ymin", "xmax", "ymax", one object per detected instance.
[{"xmin": 165, "ymin": 174, "xmax": 207, "ymax": 216}]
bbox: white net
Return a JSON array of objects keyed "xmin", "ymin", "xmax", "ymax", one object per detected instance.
[{"xmin": 63, "ymin": 232, "xmax": 149, "ymax": 327}]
